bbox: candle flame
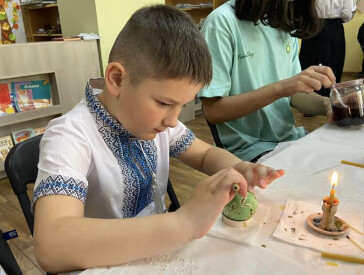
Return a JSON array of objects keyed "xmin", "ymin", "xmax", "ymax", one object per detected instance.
[{"xmin": 331, "ymin": 171, "xmax": 338, "ymax": 188}]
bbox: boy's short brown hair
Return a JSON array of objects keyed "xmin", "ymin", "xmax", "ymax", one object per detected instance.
[{"xmin": 109, "ymin": 5, "xmax": 212, "ymax": 87}]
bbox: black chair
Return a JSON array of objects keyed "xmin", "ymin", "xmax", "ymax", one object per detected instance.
[
  {"xmin": 206, "ymin": 119, "xmax": 224, "ymax": 149},
  {"xmin": 201, "ymin": 104, "xmax": 224, "ymax": 149},
  {"xmin": 167, "ymin": 178, "xmax": 180, "ymax": 211},
  {"xmin": 5, "ymin": 134, "xmax": 42, "ymax": 235},
  {"xmin": 0, "ymin": 228, "xmax": 22, "ymax": 275},
  {"xmin": 4, "ymin": 134, "xmax": 180, "ymax": 236}
]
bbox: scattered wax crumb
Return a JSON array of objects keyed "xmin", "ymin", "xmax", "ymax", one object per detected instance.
[
  {"xmin": 276, "ymin": 220, "xmax": 280, "ymax": 223},
  {"xmin": 326, "ymin": 262, "xmax": 338, "ymax": 267},
  {"xmin": 332, "ymin": 237, "xmax": 339, "ymax": 240},
  {"xmin": 261, "ymin": 244, "xmax": 266, "ymax": 248},
  {"xmin": 288, "ymin": 216, "xmax": 293, "ymax": 218},
  {"xmin": 280, "ymin": 205, "xmax": 285, "ymax": 211}
]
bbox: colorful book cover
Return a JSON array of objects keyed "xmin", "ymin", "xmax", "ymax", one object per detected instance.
[
  {"xmin": 0, "ymin": 135, "xmax": 14, "ymax": 162},
  {"xmin": 11, "ymin": 128, "xmax": 36, "ymax": 145},
  {"xmin": 0, "ymin": 83, "xmax": 16, "ymax": 116},
  {"xmin": 11, "ymin": 80, "xmax": 52, "ymax": 112},
  {"xmin": 34, "ymin": 126, "xmax": 46, "ymax": 136}
]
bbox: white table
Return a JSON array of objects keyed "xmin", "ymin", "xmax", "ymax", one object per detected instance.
[{"xmin": 73, "ymin": 123, "xmax": 364, "ymax": 275}]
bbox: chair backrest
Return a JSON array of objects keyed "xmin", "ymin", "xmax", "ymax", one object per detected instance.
[
  {"xmin": 4, "ymin": 134, "xmax": 179, "ymax": 236},
  {"xmin": 167, "ymin": 178, "xmax": 180, "ymax": 212},
  {"xmin": 5, "ymin": 134, "xmax": 43, "ymax": 235},
  {"xmin": 206, "ymin": 119, "xmax": 224, "ymax": 149}
]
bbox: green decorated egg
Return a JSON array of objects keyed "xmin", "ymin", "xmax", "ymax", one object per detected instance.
[{"xmin": 222, "ymin": 192, "xmax": 258, "ymax": 227}]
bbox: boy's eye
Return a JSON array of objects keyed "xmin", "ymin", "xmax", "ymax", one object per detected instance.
[{"xmin": 156, "ymin": 100, "xmax": 170, "ymax": 106}]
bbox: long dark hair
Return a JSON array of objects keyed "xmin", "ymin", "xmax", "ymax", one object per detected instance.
[{"xmin": 234, "ymin": 0, "xmax": 322, "ymax": 39}]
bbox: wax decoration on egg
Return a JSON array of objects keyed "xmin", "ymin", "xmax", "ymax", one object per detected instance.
[{"xmin": 222, "ymin": 192, "xmax": 258, "ymax": 228}]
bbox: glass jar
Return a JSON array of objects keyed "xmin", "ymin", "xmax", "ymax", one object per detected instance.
[{"xmin": 330, "ymin": 78, "xmax": 364, "ymax": 126}]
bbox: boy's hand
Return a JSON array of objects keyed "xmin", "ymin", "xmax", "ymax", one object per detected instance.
[
  {"xmin": 178, "ymin": 167, "xmax": 247, "ymax": 239},
  {"xmin": 232, "ymin": 161, "xmax": 285, "ymax": 193},
  {"xmin": 178, "ymin": 165, "xmax": 284, "ymax": 240}
]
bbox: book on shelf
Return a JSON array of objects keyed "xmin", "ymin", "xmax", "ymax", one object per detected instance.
[
  {"xmin": 0, "ymin": 136, "xmax": 14, "ymax": 162},
  {"xmin": 11, "ymin": 80, "xmax": 52, "ymax": 112},
  {"xmin": 0, "ymin": 83, "xmax": 16, "ymax": 116},
  {"xmin": 34, "ymin": 126, "xmax": 46, "ymax": 135},
  {"xmin": 11, "ymin": 128, "xmax": 36, "ymax": 144},
  {"xmin": 11, "ymin": 126, "xmax": 45, "ymax": 145}
]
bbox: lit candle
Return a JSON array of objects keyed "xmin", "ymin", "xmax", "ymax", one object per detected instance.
[{"xmin": 329, "ymin": 171, "xmax": 338, "ymax": 205}]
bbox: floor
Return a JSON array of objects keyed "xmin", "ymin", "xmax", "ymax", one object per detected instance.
[{"xmin": 0, "ymin": 73, "xmax": 357, "ymax": 274}]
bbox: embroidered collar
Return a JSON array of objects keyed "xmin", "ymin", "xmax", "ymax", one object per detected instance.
[
  {"xmin": 84, "ymin": 80, "xmax": 156, "ymax": 218},
  {"xmin": 84, "ymin": 81, "xmax": 134, "ymax": 139}
]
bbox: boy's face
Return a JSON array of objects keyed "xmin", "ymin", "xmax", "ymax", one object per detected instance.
[{"xmin": 115, "ymin": 77, "xmax": 201, "ymax": 140}]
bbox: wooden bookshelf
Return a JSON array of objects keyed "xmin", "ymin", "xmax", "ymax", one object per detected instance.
[
  {"xmin": 0, "ymin": 40, "xmax": 101, "ymax": 177},
  {"xmin": 21, "ymin": 3, "xmax": 62, "ymax": 42},
  {"xmin": 165, "ymin": 0, "xmax": 213, "ymax": 25}
]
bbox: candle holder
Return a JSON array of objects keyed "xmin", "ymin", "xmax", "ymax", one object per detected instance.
[
  {"xmin": 222, "ymin": 192, "xmax": 258, "ymax": 228},
  {"xmin": 306, "ymin": 196, "xmax": 349, "ymax": 236}
]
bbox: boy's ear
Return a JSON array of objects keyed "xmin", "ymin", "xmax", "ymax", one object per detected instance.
[{"xmin": 104, "ymin": 62, "xmax": 127, "ymax": 97}]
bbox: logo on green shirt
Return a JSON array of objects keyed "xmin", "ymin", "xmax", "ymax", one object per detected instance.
[
  {"xmin": 286, "ymin": 43, "xmax": 290, "ymax": 54},
  {"xmin": 238, "ymin": 52, "xmax": 254, "ymax": 59}
]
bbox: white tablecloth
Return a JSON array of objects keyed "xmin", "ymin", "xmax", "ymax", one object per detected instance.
[{"xmin": 73, "ymin": 123, "xmax": 364, "ymax": 275}]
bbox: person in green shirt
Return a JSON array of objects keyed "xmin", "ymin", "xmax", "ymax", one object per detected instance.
[{"xmin": 199, "ymin": 0, "xmax": 336, "ymax": 162}]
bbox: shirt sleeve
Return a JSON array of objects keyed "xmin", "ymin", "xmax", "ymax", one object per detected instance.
[
  {"xmin": 316, "ymin": 0, "xmax": 354, "ymax": 22},
  {"xmin": 167, "ymin": 120, "xmax": 195, "ymax": 158},
  {"xmin": 291, "ymin": 38, "xmax": 301, "ymax": 75},
  {"xmin": 198, "ymin": 15, "xmax": 234, "ymax": 98},
  {"xmin": 32, "ymin": 120, "xmax": 91, "ymax": 210},
  {"xmin": 341, "ymin": 0, "xmax": 355, "ymax": 22}
]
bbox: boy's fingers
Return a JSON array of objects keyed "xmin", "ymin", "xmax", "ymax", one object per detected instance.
[
  {"xmin": 211, "ymin": 167, "xmax": 247, "ymax": 193},
  {"xmin": 265, "ymin": 169, "xmax": 285, "ymax": 184}
]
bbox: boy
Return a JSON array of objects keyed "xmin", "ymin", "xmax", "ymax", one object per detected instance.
[{"xmin": 33, "ymin": 5, "xmax": 284, "ymax": 273}]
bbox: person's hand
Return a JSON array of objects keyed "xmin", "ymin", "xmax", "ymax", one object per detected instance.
[
  {"xmin": 178, "ymin": 167, "xmax": 247, "ymax": 239},
  {"xmin": 178, "ymin": 165, "xmax": 284, "ymax": 240},
  {"xmin": 232, "ymin": 161, "xmax": 285, "ymax": 193},
  {"xmin": 279, "ymin": 65, "xmax": 336, "ymax": 97}
]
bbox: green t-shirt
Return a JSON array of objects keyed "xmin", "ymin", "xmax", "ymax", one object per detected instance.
[{"xmin": 198, "ymin": 1, "xmax": 305, "ymax": 161}]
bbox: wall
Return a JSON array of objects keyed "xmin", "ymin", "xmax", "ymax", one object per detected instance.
[
  {"xmin": 58, "ymin": 0, "xmax": 164, "ymax": 74},
  {"xmin": 58, "ymin": 0, "xmax": 99, "ymax": 36},
  {"xmin": 94, "ymin": 0, "xmax": 164, "ymax": 73},
  {"xmin": 343, "ymin": 11, "xmax": 364, "ymax": 72}
]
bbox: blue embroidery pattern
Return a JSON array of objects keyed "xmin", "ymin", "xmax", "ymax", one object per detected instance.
[
  {"xmin": 85, "ymin": 82, "xmax": 155, "ymax": 218},
  {"xmin": 169, "ymin": 129, "xmax": 195, "ymax": 158},
  {"xmin": 33, "ymin": 175, "xmax": 87, "ymax": 206}
]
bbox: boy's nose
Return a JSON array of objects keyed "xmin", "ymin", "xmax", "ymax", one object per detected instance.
[{"xmin": 162, "ymin": 112, "xmax": 178, "ymax": 128}]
